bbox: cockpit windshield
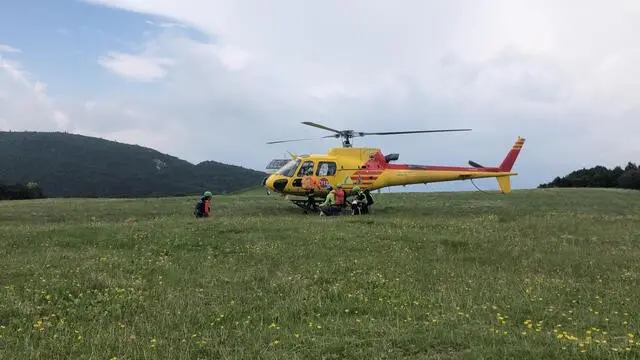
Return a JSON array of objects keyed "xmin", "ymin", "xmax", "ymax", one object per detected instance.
[{"xmin": 276, "ymin": 158, "xmax": 301, "ymax": 177}]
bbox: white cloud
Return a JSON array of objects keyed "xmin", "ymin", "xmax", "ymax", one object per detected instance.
[
  {"xmin": 0, "ymin": 54, "xmax": 71, "ymax": 132},
  {"xmin": 145, "ymin": 19, "xmax": 189, "ymax": 29},
  {"xmin": 53, "ymin": 110, "xmax": 70, "ymax": 128},
  {"xmin": 0, "ymin": 44, "xmax": 21, "ymax": 53},
  {"xmin": 3, "ymin": 0, "xmax": 640, "ymax": 190},
  {"xmin": 98, "ymin": 51, "xmax": 174, "ymax": 81},
  {"xmin": 83, "ymin": 0, "xmax": 640, "ymax": 183}
]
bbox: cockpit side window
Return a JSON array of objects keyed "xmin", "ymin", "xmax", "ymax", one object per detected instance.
[
  {"xmin": 276, "ymin": 159, "xmax": 301, "ymax": 177},
  {"xmin": 297, "ymin": 160, "xmax": 315, "ymax": 176},
  {"xmin": 316, "ymin": 161, "xmax": 337, "ymax": 176}
]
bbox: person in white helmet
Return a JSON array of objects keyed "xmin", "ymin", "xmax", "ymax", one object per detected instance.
[{"xmin": 194, "ymin": 191, "xmax": 213, "ymax": 218}]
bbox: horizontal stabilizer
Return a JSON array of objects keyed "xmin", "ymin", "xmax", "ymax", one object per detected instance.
[
  {"xmin": 384, "ymin": 153, "xmax": 400, "ymax": 162},
  {"xmin": 468, "ymin": 160, "xmax": 484, "ymax": 168}
]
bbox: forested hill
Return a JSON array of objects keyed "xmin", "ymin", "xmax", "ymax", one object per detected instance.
[
  {"xmin": 538, "ymin": 162, "xmax": 640, "ymax": 190},
  {"xmin": 0, "ymin": 131, "xmax": 267, "ymax": 198}
]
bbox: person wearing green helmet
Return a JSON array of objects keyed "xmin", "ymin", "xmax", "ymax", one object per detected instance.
[
  {"xmin": 319, "ymin": 183, "xmax": 346, "ymax": 216},
  {"xmin": 194, "ymin": 190, "xmax": 213, "ymax": 218},
  {"xmin": 350, "ymin": 185, "xmax": 369, "ymax": 215},
  {"xmin": 319, "ymin": 185, "xmax": 339, "ymax": 216}
]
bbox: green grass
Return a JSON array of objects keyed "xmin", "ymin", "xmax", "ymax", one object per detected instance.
[
  {"xmin": 1, "ymin": 188, "xmax": 639, "ymax": 359},
  {"xmin": 230, "ymin": 186, "xmax": 270, "ymax": 196}
]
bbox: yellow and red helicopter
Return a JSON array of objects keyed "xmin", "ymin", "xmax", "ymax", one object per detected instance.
[{"xmin": 262, "ymin": 121, "xmax": 525, "ymax": 211}]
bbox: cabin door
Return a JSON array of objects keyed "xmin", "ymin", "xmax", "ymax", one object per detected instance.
[{"xmin": 291, "ymin": 160, "xmax": 315, "ymax": 189}]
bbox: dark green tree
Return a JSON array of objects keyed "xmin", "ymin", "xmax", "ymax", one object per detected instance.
[
  {"xmin": 0, "ymin": 181, "xmax": 45, "ymax": 200},
  {"xmin": 618, "ymin": 168, "xmax": 640, "ymax": 190},
  {"xmin": 539, "ymin": 162, "xmax": 639, "ymax": 190}
]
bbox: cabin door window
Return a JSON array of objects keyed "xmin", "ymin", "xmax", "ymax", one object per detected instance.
[
  {"xmin": 316, "ymin": 162, "xmax": 337, "ymax": 176},
  {"xmin": 296, "ymin": 161, "xmax": 315, "ymax": 177}
]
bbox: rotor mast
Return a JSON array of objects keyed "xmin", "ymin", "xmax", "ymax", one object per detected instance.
[
  {"xmin": 331, "ymin": 130, "xmax": 357, "ymax": 147},
  {"xmin": 342, "ymin": 132, "xmax": 353, "ymax": 147}
]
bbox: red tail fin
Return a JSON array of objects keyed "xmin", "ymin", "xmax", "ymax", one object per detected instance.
[{"xmin": 499, "ymin": 137, "xmax": 525, "ymax": 171}]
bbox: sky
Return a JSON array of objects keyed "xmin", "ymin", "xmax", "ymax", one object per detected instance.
[{"xmin": 1, "ymin": 0, "xmax": 639, "ymax": 192}]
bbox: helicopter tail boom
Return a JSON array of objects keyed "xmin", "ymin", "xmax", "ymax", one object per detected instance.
[{"xmin": 357, "ymin": 136, "xmax": 524, "ymax": 192}]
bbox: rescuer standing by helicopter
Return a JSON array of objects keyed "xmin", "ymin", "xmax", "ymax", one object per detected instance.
[
  {"xmin": 301, "ymin": 167, "xmax": 320, "ymax": 211},
  {"xmin": 302, "ymin": 167, "xmax": 319, "ymax": 193}
]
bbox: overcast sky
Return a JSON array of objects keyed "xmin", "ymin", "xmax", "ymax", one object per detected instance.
[{"xmin": 1, "ymin": 0, "xmax": 639, "ymax": 191}]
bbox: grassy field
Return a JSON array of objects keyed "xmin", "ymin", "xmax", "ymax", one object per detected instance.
[{"xmin": 1, "ymin": 188, "xmax": 639, "ymax": 359}]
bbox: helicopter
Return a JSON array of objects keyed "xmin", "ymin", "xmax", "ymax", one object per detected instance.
[{"xmin": 262, "ymin": 121, "xmax": 525, "ymax": 211}]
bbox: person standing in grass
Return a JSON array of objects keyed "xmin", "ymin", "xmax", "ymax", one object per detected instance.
[
  {"xmin": 194, "ymin": 191, "xmax": 213, "ymax": 218},
  {"xmin": 302, "ymin": 168, "xmax": 319, "ymax": 211}
]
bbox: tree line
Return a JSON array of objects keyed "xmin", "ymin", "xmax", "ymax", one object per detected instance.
[
  {"xmin": 0, "ymin": 181, "xmax": 45, "ymax": 200},
  {"xmin": 538, "ymin": 162, "xmax": 640, "ymax": 190}
]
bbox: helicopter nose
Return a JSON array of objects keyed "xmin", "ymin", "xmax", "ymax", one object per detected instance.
[
  {"xmin": 262, "ymin": 176, "xmax": 273, "ymax": 194},
  {"xmin": 264, "ymin": 175, "xmax": 276, "ymax": 191},
  {"xmin": 264, "ymin": 175, "xmax": 287, "ymax": 193},
  {"xmin": 263, "ymin": 175, "xmax": 278, "ymax": 191}
]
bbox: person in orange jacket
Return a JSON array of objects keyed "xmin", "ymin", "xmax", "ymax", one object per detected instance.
[
  {"xmin": 302, "ymin": 168, "xmax": 322, "ymax": 211},
  {"xmin": 301, "ymin": 168, "xmax": 316, "ymax": 192}
]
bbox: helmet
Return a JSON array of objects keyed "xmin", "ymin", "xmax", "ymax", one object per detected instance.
[
  {"xmin": 352, "ymin": 185, "xmax": 360, "ymax": 192},
  {"xmin": 336, "ymin": 183, "xmax": 343, "ymax": 188},
  {"xmin": 203, "ymin": 191, "xmax": 213, "ymax": 197}
]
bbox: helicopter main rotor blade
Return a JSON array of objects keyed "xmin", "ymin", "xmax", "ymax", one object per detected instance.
[
  {"xmin": 360, "ymin": 129, "xmax": 472, "ymax": 136},
  {"xmin": 266, "ymin": 138, "xmax": 316, "ymax": 144},
  {"xmin": 266, "ymin": 135, "xmax": 336, "ymax": 144},
  {"xmin": 301, "ymin": 121, "xmax": 344, "ymax": 134}
]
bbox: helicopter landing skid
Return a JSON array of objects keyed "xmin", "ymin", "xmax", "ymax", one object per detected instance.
[
  {"xmin": 290, "ymin": 198, "xmax": 321, "ymax": 214},
  {"xmin": 290, "ymin": 198, "xmax": 354, "ymax": 216}
]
